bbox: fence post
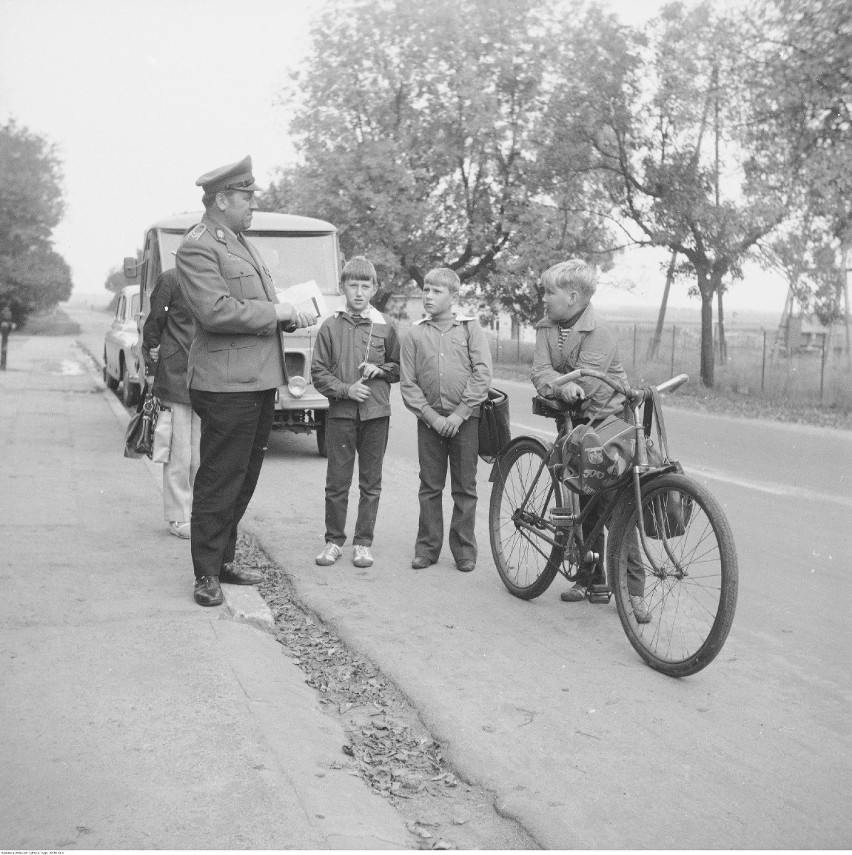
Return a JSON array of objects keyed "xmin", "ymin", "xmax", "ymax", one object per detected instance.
[
  {"xmin": 632, "ymin": 324, "xmax": 637, "ymax": 369},
  {"xmin": 761, "ymin": 329, "xmax": 767, "ymax": 392},
  {"xmin": 820, "ymin": 336, "xmax": 827, "ymax": 404},
  {"xmin": 516, "ymin": 335, "xmax": 521, "ymax": 363},
  {"xmin": 670, "ymin": 325, "xmax": 676, "ymax": 377}
]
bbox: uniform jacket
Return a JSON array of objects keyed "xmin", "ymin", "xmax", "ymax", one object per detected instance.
[
  {"xmin": 175, "ymin": 214, "xmax": 293, "ymax": 392},
  {"xmin": 311, "ymin": 306, "xmax": 401, "ymax": 421},
  {"xmin": 530, "ymin": 303, "xmax": 628, "ymax": 421},
  {"xmin": 400, "ymin": 314, "xmax": 493, "ymax": 426},
  {"xmin": 141, "ymin": 269, "xmax": 194, "ymax": 405}
]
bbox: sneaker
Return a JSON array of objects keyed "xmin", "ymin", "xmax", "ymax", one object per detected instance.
[
  {"xmin": 629, "ymin": 594, "xmax": 652, "ymax": 623},
  {"xmin": 353, "ymin": 545, "xmax": 374, "ymax": 568},
  {"xmin": 168, "ymin": 521, "xmax": 191, "ymax": 539},
  {"xmin": 315, "ymin": 542, "xmax": 342, "ymax": 566},
  {"xmin": 560, "ymin": 582, "xmax": 587, "ymax": 602}
]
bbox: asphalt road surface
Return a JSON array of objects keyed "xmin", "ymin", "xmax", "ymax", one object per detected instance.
[{"xmin": 77, "ymin": 304, "xmax": 851, "ymax": 848}]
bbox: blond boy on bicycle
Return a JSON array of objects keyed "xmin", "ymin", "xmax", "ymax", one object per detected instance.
[{"xmin": 531, "ymin": 260, "xmax": 649, "ymax": 622}]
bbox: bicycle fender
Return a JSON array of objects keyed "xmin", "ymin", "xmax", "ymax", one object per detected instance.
[{"xmin": 488, "ymin": 435, "xmax": 553, "ymax": 482}]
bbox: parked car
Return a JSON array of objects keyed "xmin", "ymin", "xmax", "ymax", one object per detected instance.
[
  {"xmin": 123, "ymin": 211, "xmax": 342, "ymax": 455},
  {"xmin": 103, "ymin": 284, "xmax": 143, "ymax": 406}
]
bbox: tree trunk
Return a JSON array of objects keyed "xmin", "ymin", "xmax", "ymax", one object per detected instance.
[
  {"xmin": 648, "ymin": 251, "xmax": 677, "ymax": 360},
  {"xmin": 699, "ymin": 279, "xmax": 715, "ymax": 388},
  {"xmin": 716, "ymin": 288, "xmax": 727, "ymax": 362}
]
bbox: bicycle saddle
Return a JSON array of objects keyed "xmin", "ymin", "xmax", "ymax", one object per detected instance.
[{"xmin": 532, "ymin": 395, "xmax": 584, "ymax": 420}]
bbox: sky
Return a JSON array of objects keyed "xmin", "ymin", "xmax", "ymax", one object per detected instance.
[{"xmin": 0, "ymin": 0, "xmax": 789, "ymax": 318}]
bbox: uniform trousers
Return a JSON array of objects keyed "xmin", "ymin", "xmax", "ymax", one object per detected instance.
[
  {"xmin": 415, "ymin": 416, "xmax": 479, "ymax": 564},
  {"xmin": 324, "ymin": 414, "xmax": 389, "ymax": 547},
  {"xmin": 188, "ymin": 388, "xmax": 275, "ymax": 579},
  {"xmin": 161, "ymin": 400, "xmax": 201, "ymax": 523}
]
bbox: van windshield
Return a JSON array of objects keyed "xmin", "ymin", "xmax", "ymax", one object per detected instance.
[{"xmin": 158, "ymin": 230, "xmax": 339, "ymax": 296}]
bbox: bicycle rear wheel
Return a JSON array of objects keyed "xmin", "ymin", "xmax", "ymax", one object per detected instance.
[
  {"xmin": 607, "ymin": 472, "xmax": 738, "ymax": 677},
  {"xmin": 489, "ymin": 439, "xmax": 562, "ymax": 599}
]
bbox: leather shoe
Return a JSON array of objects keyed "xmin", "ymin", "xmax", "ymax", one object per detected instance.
[
  {"xmin": 411, "ymin": 555, "xmax": 434, "ymax": 569},
  {"xmin": 220, "ymin": 562, "xmax": 262, "ymax": 585},
  {"xmin": 456, "ymin": 560, "xmax": 476, "ymax": 573},
  {"xmin": 194, "ymin": 575, "xmax": 223, "ymax": 607}
]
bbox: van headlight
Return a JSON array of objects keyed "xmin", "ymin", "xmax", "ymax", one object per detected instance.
[{"xmin": 287, "ymin": 376, "xmax": 307, "ymax": 398}]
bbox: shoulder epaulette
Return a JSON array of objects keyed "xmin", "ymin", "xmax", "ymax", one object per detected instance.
[
  {"xmin": 187, "ymin": 223, "xmax": 207, "ymax": 241},
  {"xmin": 413, "ymin": 317, "xmax": 429, "ymax": 326}
]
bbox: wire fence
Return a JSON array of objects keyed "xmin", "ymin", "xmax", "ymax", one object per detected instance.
[{"xmin": 476, "ymin": 323, "xmax": 852, "ymax": 409}]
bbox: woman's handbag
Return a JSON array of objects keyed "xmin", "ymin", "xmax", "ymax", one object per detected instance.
[
  {"xmin": 124, "ymin": 389, "xmax": 159, "ymax": 459},
  {"xmin": 478, "ymin": 388, "xmax": 511, "ymax": 463},
  {"xmin": 151, "ymin": 406, "xmax": 173, "ymax": 464}
]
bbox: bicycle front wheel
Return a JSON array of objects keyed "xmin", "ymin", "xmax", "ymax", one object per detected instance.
[
  {"xmin": 489, "ymin": 438, "xmax": 562, "ymax": 599},
  {"xmin": 607, "ymin": 472, "xmax": 738, "ymax": 677}
]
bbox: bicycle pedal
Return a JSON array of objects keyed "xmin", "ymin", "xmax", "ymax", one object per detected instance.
[{"xmin": 587, "ymin": 583, "xmax": 612, "ymax": 604}]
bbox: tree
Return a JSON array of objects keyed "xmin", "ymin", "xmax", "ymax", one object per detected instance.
[
  {"xmin": 751, "ymin": 0, "xmax": 852, "ymax": 327},
  {"xmin": 264, "ymin": 0, "xmax": 617, "ymax": 320},
  {"xmin": 543, "ymin": 2, "xmax": 816, "ymax": 386},
  {"xmin": 0, "ymin": 120, "xmax": 72, "ymax": 325}
]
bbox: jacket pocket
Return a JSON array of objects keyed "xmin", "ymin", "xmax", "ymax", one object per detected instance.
[{"xmin": 223, "ymin": 263, "xmax": 264, "ymax": 301}]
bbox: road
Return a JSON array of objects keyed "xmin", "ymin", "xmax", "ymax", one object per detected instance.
[{"xmin": 75, "ymin": 304, "xmax": 851, "ymax": 848}]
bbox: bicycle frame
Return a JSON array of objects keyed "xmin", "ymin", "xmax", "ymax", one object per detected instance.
[{"xmin": 497, "ymin": 371, "xmax": 690, "ymax": 583}]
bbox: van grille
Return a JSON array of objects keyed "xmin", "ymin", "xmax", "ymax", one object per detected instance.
[{"xmin": 285, "ymin": 352, "xmax": 305, "ymax": 378}]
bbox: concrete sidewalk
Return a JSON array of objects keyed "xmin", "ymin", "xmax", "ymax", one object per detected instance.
[{"xmin": 0, "ymin": 331, "xmax": 411, "ymax": 849}]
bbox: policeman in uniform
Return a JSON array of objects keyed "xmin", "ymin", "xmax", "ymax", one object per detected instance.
[{"xmin": 176, "ymin": 156, "xmax": 316, "ymax": 606}]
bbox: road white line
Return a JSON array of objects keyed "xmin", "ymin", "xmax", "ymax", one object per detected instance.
[{"xmin": 508, "ymin": 420, "xmax": 852, "ymax": 510}]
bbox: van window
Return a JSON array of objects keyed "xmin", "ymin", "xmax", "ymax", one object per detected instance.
[
  {"xmin": 158, "ymin": 230, "xmax": 339, "ymax": 295},
  {"xmin": 131, "ymin": 293, "xmax": 141, "ymax": 317}
]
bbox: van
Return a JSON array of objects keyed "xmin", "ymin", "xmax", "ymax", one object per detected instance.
[{"xmin": 124, "ymin": 211, "xmax": 341, "ymax": 455}]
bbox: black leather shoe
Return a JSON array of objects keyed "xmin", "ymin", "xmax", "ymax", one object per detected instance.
[
  {"xmin": 411, "ymin": 555, "xmax": 435, "ymax": 569},
  {"xmin": 456, "ymin": 560, "xmax": 476, "ymax": 573},
  {"xmin": 220, "ymin": 562, "xmax": 262, "ymax": 585},
  {"xmin": 194, "ymin": 575, "xmax": 223, "ymax": 607}
]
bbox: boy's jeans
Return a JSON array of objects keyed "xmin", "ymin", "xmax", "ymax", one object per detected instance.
[
  {"xmin": 415, "ymin": 417, "xmax": 479, "ymax": 564},
  {"xmin": 324, "ymin": 414, "xmax": 389, "ymax": 547}
]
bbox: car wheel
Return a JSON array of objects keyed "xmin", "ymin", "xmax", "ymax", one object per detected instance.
[
  {"xmin": 103, "ymin": 353, "xmax": 119, "ymax": 390},
  {"xmin": 121, "ymin": 366, "xmax": 139, "ymax": 407}
]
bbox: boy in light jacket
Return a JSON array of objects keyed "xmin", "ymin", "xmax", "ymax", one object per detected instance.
[{"xmin": 400, "ymin": 267, "xmax": 493, "ymax": 572}]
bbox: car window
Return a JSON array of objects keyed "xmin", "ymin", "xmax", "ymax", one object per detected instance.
[
  {"xmin": 131, "ymin": 293, "xmax": 140, "ymax": 317},
  {"xmin": 157, "ymin": 230, "xmax": 339, "ymax": 295},
  {"xmin": 116, "ymin": 296, "xmax": 125, "ymax": 320}
]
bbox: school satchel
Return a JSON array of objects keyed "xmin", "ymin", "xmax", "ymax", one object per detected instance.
[
  {"xmin": 478, "ymin": 388, "xmax": 511, "ymax": 463},
  {"xmin": 559, "ymin": 414, "xmax": 636, "ymax": 495},
  {"xmin": 124, "ymin": 390, "xmax": 158, "ymax": 459},
  {"xmin": 641, "ymin": 389, "xmax": 693, "ymax": 538}
]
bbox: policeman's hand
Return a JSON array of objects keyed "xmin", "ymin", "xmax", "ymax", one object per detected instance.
[
  {"xmin": 444, "ymin": 412, "xmax": 463, "ymax": 437},
  {"xmin": 360, "ymin": 362, "xmax": 383, "ymax": 380},
  {"xmin": 347, "ymin": 379, "xmax": 371, "ymax": 402},
  {"xmin": 560, "ymin": 381, "xmax": 585, "ymax": 403},
  {"xmin": 149, "ymin": 345, "xmax": 160, "ymax": 363},
  {"xmin": 293, "ymin": 311, "xmax": 317, "ymax": 328}
]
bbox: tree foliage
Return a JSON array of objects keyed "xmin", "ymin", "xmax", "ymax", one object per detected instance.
[
  {"xmin": 751, "ymin": 0, "xmax": 852, "ymax": 325},
  {"xmin": 0, "ymin": 120, "xmax": 72, "ymax": 326},
  {"xmin": 263, "ymin": 0, "xmax": 617, "ymax": 319},
  {"xmin": 543, "ymin": 1, "xmax": 821, "ymax": 385}
]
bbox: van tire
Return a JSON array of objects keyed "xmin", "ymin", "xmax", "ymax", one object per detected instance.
[{"xmin": 315, "ymin": 412, "xmax": 327, "ymax": 457}]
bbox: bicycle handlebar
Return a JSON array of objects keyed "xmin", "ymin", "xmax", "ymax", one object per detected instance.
[{"xmin": 551, "ymin": 369, "xmax": 689, "ymax": 401}]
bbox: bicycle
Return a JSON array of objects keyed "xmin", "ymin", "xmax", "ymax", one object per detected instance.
[{"xmin": 488, "ymin": 369, "xmax": 738, "ymax": 677}]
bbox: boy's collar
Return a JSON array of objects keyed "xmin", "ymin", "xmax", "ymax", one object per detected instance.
[
  {"xmin": 334, "ymin": 305, "xmax": 385, "ymax": 323},
  {"xmin": 414, "ymin": 311, "xmax": 475, "ymax": 326}
]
